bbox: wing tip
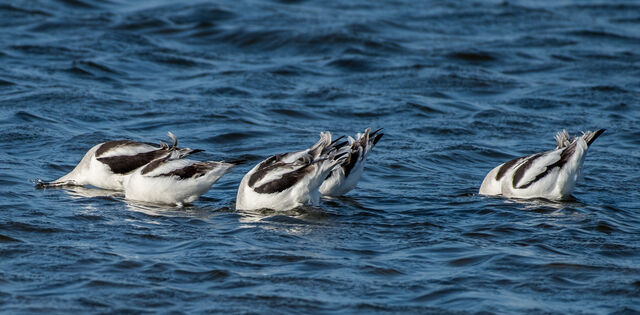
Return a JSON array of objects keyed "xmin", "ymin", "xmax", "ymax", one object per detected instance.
[{"xmin": 584, "ymin": 128, "xmax": 605, "ymax": 147}]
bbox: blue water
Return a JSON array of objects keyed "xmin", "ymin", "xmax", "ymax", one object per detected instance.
[{"xmin": 1, "ymin": 0, "xmax": 640, "ymax": 313}]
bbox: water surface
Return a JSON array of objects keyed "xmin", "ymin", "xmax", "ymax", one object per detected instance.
[{"xmin": 1, "ymin": 0, "xmax": 639, "ymax": 313}]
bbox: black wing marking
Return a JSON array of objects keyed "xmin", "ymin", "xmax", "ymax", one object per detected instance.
[
  {"xmin": 516, "ymin": 144, "xmax": 576, "ymax": 189},
  {"xmin": 154, "ymin": 162, "xmax": 217, "ymax": 180},
  {"xmin": 140, "ymin": 155, "xmax": 170, "ymax": 175},
  {"xmin": 253, "ymin": 165, "xmax": 311, "ymax": 194},
  {"xmin": 512, "ymin": 153, "xmax": 543, "ymax": 187},
  {"xmin": 96, "ymin": 140, "xmax": 143, "ymax": 157},
  {"xmin": 495, "ymin": 156, "xmax": 522, "ymax": 181},
  {"xmin": 342, "ymin": 150, "xmax": 361, "ymax": 178},
  {"xmin": 370, "ymin": 128, "xmax": 384, "ymax": 147},
  {"xmin": 372, "ymin": 133, "xmax": 383, "ymax": 146},
  {"xmin": 248, "ymin": 154, "xmax": 285, "ymax": 188},
  {"xmin": 97, "ymin": 150, "xmax": 167, "ymax": 174},
  {"xmin": 585, "ymin": 129, "xmax": 605, "ymax": 147}
]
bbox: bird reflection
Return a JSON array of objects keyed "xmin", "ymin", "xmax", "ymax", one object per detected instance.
[{"xmin": 61, "ymin": 185, "xmax": 124, "ymax": 200}]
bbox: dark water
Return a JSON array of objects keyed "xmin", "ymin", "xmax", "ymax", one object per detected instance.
[{"xmin": 1, "ymin": 0, "xmax": 639, "ymax": 313}]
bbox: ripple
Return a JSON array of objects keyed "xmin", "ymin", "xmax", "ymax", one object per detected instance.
[
  {"xmin": 0, "ymin": 234, "xmax": 21, "ymax": 242},
  {"xmin": 0, "ymin": 78, "xmax": 15, "ymax": 86},
  {"xmin": 412, "ymin": 287, "xmax": 466, "ymax": 302},
  {"xmin": 270, "ymin": 108, "xmax": 321, "ymax": 119},
  {"xmin": 327, "ymin": 57, "xmax": 373, "ymax": 72},
  {"xmin": 141, "ymin": 51, "xmax": 206, "ymax": 67},
  {"xmin": 84, "ymin": 279, "xmax": 144, "ymax": 289},
  {"xmin": 172, "ymin": 269, "xmax": 230, "ymax": 282},
  {"xmin": 0, "ymin": 221, "xmax": 67, "ymax": 234},
  {"xmin": 447, "ymin": 50, "xmax": 498, "ymax": 62},
  {"xmin": 566, "ymin": 29, "xmax": 638, "ymax": 41},
  {"xmin": 0, "ymin": 4, "xmax": 52, "ymax": 17},
  {"xmin": 14, "ymin": 111, "xmax": 58, "ymax": 123}
]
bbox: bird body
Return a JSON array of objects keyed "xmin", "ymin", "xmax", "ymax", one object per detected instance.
[
  {"xmin": 38, "ymin": 132, "xmax": 200, "ymax": 190},
  {"xmin": 124, "ymin": 152, "xmax": 234, "ymax": 206},
  {"xmin": 236, "ymin": 132, "xmax": 347, "ymax": 211},
  {"xmin": 479, "ymin": 129, "xmax": 605, "ymax": 200}
]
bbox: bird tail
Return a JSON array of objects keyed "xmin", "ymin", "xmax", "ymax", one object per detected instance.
[
  {"xmin": 307, "ymin": 131, "xmax": 333, "ymax": 159},
  {"xmin": 349, "ymin": 128, "xmax": 384, "ymax": 158},
  {"xmin": 317, "ymin": 149, "xmax": 349, "ymax": 175},
  {"xmin": 581, "ymin": 129, "xmax": 605, "ymax": 147},
  {"xmin": 554, "ymin": 129, "xmax": 572, "ymax": 149}
]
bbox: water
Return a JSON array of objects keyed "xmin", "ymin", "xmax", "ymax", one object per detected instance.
[{"xmin": 1, "ymin": 0, "xmax": 639, "ymax": 313}]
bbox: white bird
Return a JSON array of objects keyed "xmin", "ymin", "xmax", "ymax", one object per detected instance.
[
  {"xmin": 124, "ymin": 149, "xmax": 235, "ymax": 206},
  {"xmin": 236, "ymin": 131, "xmax": 348, "ymax": 211},
  {"xmin": 319, "ymin": 128, "xmax": 383, "ymax": 197},
  {"xmin": 479, "ymin": 129, "xmax": 605, "ymax": 200},
  {"xmin": 37, "ymin": 132, "xmax": 201, "ymax": 190}
]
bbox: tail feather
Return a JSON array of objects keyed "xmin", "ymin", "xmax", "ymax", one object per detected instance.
[
  {"xmin": 554, "ymin": 129, "xmax": 571, "ymax": 149},
  {"xmin": 372, "ymin": 133, "xmax": 384, "ymax": 146},
  {"xmin": 582, "ymin": 129, "xmax": 605, "ymax": 147},
  {"xmin": 320, "ymin": 147, "xmax": 349, "ymax": 173},
  {"xmin": 308, "ymin": 131, "xmax": 332, "ymax": 158},
  {"xmin": 353, "ymin": 127, "xmax": 383, "ymax": 156}
]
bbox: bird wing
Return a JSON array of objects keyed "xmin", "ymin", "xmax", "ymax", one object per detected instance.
[
  {"xmin": 511, "ymin": 144, "xmax": 576, "ymax": 189},
  {"xmin": 247, "ymin": 152, "xmax": 314, "ymax": 194},
  {"xmin": 95, "ymin": 140, "xmax": 158, "ymax": 158}
]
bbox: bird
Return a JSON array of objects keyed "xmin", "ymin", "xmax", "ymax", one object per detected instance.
[
  {"xmin": 36, "ymin": 132, "xmax": 201, "ymax": 190},
  {"xmin": 236, "ymin": 131, "xmax": 348, "ymax": 211},
  {"xmin": 479, "ymin": 129, "xmax": 605, "ymax": 200},
  {"xmin": 319, "ymin": 128, "xmax": 383, "ymax": 197},
  {"xmin": 123, "ymin": 149, "xmax": 235, "ymax": 206}
]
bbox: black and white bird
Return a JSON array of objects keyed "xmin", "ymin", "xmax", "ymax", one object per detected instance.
[
  {"xmin": 236, "ymin": 131, "xmax": 348, "ymax": 211},
  {"xmin": 319, "ymin": 128, "xmax": 383, "ymax": 197},
  {"xmin": 479, "ymin": 129, "xmax": 605, "ymax": 200},
  {"xmin": 123, "ymin": 149, "xmax": 234, "ymax": 206},
  {"xmin": 37, "ymin": 132, "xmax": 201, "ymax": 190}
]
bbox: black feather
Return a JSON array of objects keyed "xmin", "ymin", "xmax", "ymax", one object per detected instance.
[
  {"xmin": 253, "ymin": 165, "xmax": 311, "ymax": 194},
  {"xmin": 495, "ymin": 157, "xmax": 522, "ymax": 181},
  {"xmin": 153, "ymin": 162, "xmax": 216, "ymax": 180},
  {"xmin": 96, "ymin": 140, "xmax": 143, "ymax": 157},
  {"xmin": 97, "ymin": 150, "xmax": 168, "ymax": 174},
  {"xmin": 247, "ymin": 154, "xmax": 284, "ymax": 188},
  {"xmin": 516, "ymin": 144, "xmax": 576, "ymax": 189},
  {"xmin": 586, "ymin": 129, "xmax": 605, "ymax": 147}
]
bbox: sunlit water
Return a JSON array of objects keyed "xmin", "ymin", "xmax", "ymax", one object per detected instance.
[{"xmin": 1, "ymin": 0, "xmax": 639, "ymax": 313}]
